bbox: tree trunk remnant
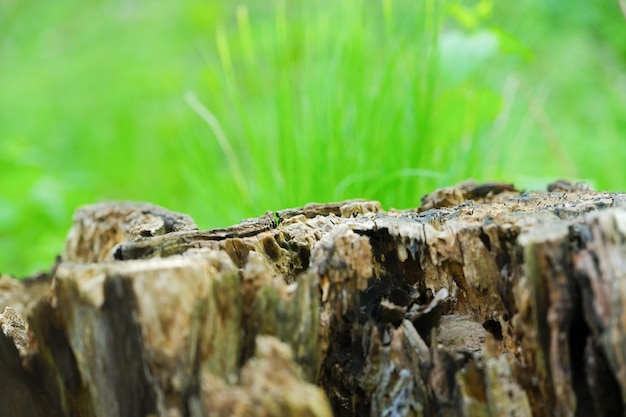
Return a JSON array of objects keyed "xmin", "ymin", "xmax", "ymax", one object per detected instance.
[{"xmin": 2, "ymin": 180, "xmax": 626, "ymax": 417}]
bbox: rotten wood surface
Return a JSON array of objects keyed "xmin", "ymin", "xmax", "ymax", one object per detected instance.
[{"xmin": 2, "ymin": 180, "xmax": 626, "ymax": 417}]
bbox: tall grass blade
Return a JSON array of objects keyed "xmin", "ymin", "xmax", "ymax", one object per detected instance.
[{"xmin": 185, "ymin": 91, "xmax": 250, "ymax": 202}]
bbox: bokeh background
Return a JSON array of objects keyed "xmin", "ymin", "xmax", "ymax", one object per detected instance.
[{"xmin": 1, "ymin": 0, "xmax": 625, "ymax": 277}]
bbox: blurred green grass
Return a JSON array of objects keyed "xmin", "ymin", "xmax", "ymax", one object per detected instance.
[{"xmin": 1, "ymin": 0, "xmax": 624, "ymax": 277}]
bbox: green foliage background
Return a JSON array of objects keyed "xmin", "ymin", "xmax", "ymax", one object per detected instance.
[{"xmin": 1, "ymin": 0, "xmax": 624, "ymax": 276}]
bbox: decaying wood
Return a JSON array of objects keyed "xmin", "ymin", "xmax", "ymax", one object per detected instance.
[
  {"xmin": 2, "ymin": 179, "xmax": 626, "ymax": 417},
  {"xmin": 64, "ymin": 201, "xmax": 198, "ymax": 263}
]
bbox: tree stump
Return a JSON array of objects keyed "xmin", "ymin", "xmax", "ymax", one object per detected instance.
[{"xmin": 1, "ymin": 180, "xmax": 626, "ymax": 417}]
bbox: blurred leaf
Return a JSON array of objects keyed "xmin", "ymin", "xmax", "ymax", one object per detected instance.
[
  {"xmin": 446, "ymin": 0, "xmax": 493, "ymax": 31},
  {"xmin": 439, "ymin": 29, "xmax": 499, "ymax": 85},
  {"xmin": 489, "ymin": 27, "xmax": 534, "ymax": 61}
]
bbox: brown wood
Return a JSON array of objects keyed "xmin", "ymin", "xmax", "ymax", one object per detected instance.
[{"xmin": 2, "ymin": 180, "xmax": 626, "ymax": 417}]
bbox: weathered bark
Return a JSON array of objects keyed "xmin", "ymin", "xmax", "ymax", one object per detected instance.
[{"xmin": 2, "ymin": 180, "xmax": 626, "ymax": 417}]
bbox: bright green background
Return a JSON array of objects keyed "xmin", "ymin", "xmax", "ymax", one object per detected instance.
[{"xmin": 1, "ymin": 0, "xmax": 625, "ymax": 277}]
